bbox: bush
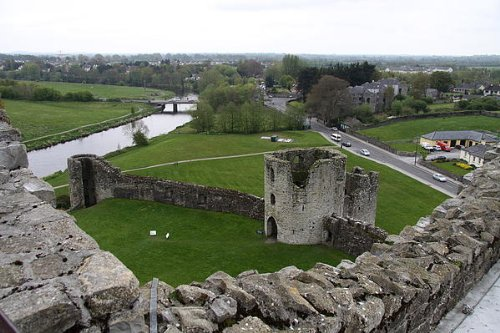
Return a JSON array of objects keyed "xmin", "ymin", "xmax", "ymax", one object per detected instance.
[
  {"xmin": 132, "ymin": 130, "xmax": 149, "ymax": 146},
  {"xmin": 63, "ymin": 91, "xmax": 94, "ymax": 102},
  {"xmin": 455, "ymin": 162, "xmax": 473, "ymax": 170},
  {"xmin": 32, "ymin": 87, "xmax": 62, "ymax": 101}
]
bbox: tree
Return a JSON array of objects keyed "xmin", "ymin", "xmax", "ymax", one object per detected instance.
[
  {"xmin": 383, "ymin": 86, "xmax": 394, "ymax": 111},
  {"xmin": 132, "ymin": 131, "xmax": 149, "ymax": 146},
  {"xmin": 282, "ymin": 54, "xmax": 304, "ymax": 79},
  {"xmin": 305, "ymin": 75, "xmax": 352, "ymax": 125},
  {"xmin": 190, "ymin": 101, "xmax": 215, "ymax": 133},
  {"xmin": 430, "ymin": 71, "xmax": 453, "ymax": 93},
  {"xmin": 20, "ymin": 62, "xmax": 41, "ymax": 81},
  {"xmin": 297, "ymin": 67, "xmax": 319, "ymax": 101},
  {"xmin": 410, "ymin": 73, "xmax": 429, "ymax": 99},
  {"xmin": 237, "ymin": 60, "xmax": 263, "ymax": 78},
  {"xmin": 279, "ymin": 75, "xmax": 295, "ymax": 91},
  {"xmin": 285, "ymin": 102, "xmax": 306, "ymax": 129}
]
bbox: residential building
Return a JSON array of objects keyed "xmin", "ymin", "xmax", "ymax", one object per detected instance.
[
  {"xmin": 483, "ymin": 84, "xmax": 500, "ymax": 96},
  {"xmin": 349, "ymin": 78, "xmax": 408, "ymax": 113},
  {"xmin": 420, "ymin": 130, "xmax": 499, "ymax": 148},
  {"xmin": 453, "ymin": 83, "xmax": 485, "ymax": 95},
  {"xmin": 460, "ymin": 144, "xmax": 492, "ymax": 168}
]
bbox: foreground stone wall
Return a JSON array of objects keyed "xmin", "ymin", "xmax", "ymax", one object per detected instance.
[
  {"xmin": 0, "ymin": 110, "xmax": 145, "ymax": 332},
  {"xmin": 68, "ymin": 154, "xmax": 264, "ymax": 220}
]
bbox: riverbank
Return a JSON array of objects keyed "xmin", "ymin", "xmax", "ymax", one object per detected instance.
[{"xmin": 25, "ymin": 107, "xmax": 156, "ymax": 151}]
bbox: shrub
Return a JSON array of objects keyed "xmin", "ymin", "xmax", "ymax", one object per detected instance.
[
  {"xmin": 32, "ymin": 87, "xmax": 62, "ymax": 101},
  {"xmin": 132, "ymin": 130, "xmax": 149, "ymax": 146},
  {"xmin": 455, "ymin": 162, "xmax": 473, "ymax": 170}
]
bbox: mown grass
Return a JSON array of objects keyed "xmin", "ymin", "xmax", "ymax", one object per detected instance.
[
  {"xmin": 58, "ymin": 129, "xmax": 448, "ymax": 286},
  {"xmin": 359, "ymin": 115, "xmax": 500, "ymax": 152},
  {"xmin": 128, "ymin": 150, "xmax": 447, "ymax": 234},
  {"xmin": 4, "ymin": 99, "xmax": 153, "ymax": 149},
  {"xmin": 72, "ymin": 198, "xmax": 353, "ymax": 286},
  {"xmin": 19, "ymin": 80, "xmax": 174, "ymax": 100},
  {"xmin": 44, "ymin": 130, "xmax": 332, "ymax": 192},
  {"xmin": 431, "ymin": 161, "xmax": 473, "ymax": 176}
]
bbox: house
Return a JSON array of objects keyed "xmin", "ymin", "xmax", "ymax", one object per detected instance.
[
  {"xmin": 483, "ymin": 84, "xmax": 500, "ymax": 97},
  {"xmin": 453, "ymin": 83, "xmax": 485, "ymax": 95},
  {"xmin": 425, "ymin": 88, "xmax": 439, "ymax": 100},
  {"xmin": 460, "ymin": 144, "xmax": 492, "ymax": 168},
  {"xmin": 420, "ymin": 130, "xmax": 499, "ymax": 148},
  {"xmin": 349, "ymin": 78, "xmax": 408, "ymax": 113}
]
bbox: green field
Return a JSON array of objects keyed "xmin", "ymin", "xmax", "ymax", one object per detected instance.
[
  {"xmin": 359, "ymin": 115, "xmax": 500, "ymax": 152},
  {"xmin": 428, "ymin": 103, "xmax": 454, "ymax": 112},
  {"xmin": 49, "ymin": 129, "xmax": 449, "ymax": 286},
  {"xmin": 72, "ymin": 198, "xmax": 353, "ymax": 286},
  {"xmin": 4, "ymin": 99, "xmax": 152, "ymax": 149},
  {"xmin": 19, "ymin": 80, "xmax": 174, "ymax": 100}
]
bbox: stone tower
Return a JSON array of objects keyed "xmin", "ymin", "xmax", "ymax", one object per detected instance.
[
  {"xmin": 343, "ymin": 166, "xmax": 379, "ymax": 225},
  {"xmin": 264, "ymin": 148, "xmax": 347, "ymax": 245}
]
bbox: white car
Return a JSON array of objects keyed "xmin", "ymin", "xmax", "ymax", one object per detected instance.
[
  {"xmin": 432, "ymin": 173, "xmax": 447, "ymax": 182},
  {"xmin": 360, "ymin": 149, "xmax": 370, "ymax": 156},
  {"xmin": 331, "ymin": 133, "xmax": 341, "ymax": 142}
]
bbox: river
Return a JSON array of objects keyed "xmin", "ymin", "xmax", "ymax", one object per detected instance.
[{"xmin": 27, "ymin": 108, "xmax": 193, "ymax": 177}]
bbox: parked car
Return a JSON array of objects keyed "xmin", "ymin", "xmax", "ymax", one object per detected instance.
[
  {"xmin": 360, "ymin": 149, "xmax": 370, "ymax": 156},
  {"xmin": 434, "ymin": 156, "xmax": 447, "ymax": 161},
  {"xmin": 436, "ymin": 141, "xmax": 451, "ymax": 152},
  {"xmin": 432, "ymin": 173, "xmax": 447, "ymax": 182},
  {"xmin": 331, "ymin": 133, "xmax": 342, "ymax": 142},
  {"xmin": 341, "ymin": 141, "xmax": 352, "ymax": 147},
  {"xmin": 433, "ymin": 145, "xmax": 441, "ymax": 151}
]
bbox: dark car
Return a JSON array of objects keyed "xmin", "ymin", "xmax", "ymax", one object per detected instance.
[{"xmin": 341, "ymin": 141, "xmax": 352, "ymax": 147}]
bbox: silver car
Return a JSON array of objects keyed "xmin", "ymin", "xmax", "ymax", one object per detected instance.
[
  {"xmin": 360, "ymin": 149, "xmax": 370, "ymax": 156},
  {"xmin": 432, "ymin": 173, "xmax": 447, "ymax": 182}
]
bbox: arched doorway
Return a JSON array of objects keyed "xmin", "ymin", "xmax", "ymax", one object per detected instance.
[{"xmin": 266, "ymin": 216, "xmax": 277, "ymax": 239}]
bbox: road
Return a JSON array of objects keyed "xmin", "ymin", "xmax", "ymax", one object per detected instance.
[{"xmin": 311, "ymin": 120, "xmax": 461, "ymax": 197}]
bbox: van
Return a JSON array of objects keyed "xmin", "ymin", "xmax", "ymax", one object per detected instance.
[{"xmin": 331, "ymin": 133, "xmax": 341, "ymax": 142}]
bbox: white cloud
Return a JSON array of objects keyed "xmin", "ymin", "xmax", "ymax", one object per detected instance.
[{"xmin": 0, "ymin": 0, "xmax": 499, "ymax": 55}]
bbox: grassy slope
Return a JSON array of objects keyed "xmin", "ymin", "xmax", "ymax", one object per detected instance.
[
  {"xmin": 359, "ymin": 115, "xmax": 500, "ymax": 152},
  {"xmin": 72, "ymin": 198, "xmax": 353, "ymax": 286},
  {"xmin": 4, "ymin": 99, "xmax": 145, "ymax": 141},
  {"xmin": 19, "ymin": 80, "xmax": 174, "ymax": 100}
]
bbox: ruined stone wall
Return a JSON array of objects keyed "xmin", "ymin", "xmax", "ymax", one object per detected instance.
[
  {"xmin": 264, "ymin": 148, "xmax": 347, "ymax": 244},
  {"xmin": 68, "ymin": 154, "xmax": 265, "ymax": 220},
  {"xmin": 326, "ymin": 216, "xmax": 388, "ymax": 256},
  {"xmin": 0, "ymin": 110, "xmax": 145, "ymax": 333},
  {"xmin": 344, "ymin": 166, "xmax": 379, "ymax": 225}
]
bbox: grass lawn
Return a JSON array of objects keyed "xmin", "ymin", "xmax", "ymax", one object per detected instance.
[
  {"xmin": 431, "ymin": 161, "xmax": 473, "ymax": 176},
  {"xmin": 129, "ymin": 150, "xmax": 447, "ymax": 235},
  {"xmin": 71, "ymin": 198, "xmax": 353, "ymax": 286},
  {"xmin": 4, "ymin": 99, "xmax": 151, "ymax": 147},
  {"xmin": 56, "ymin": 129, "xmax": 448, "ymax": 286},
  {"xmin": 359, "ymin": 115, "xmax": 500, "ymax": 152},
  {"xmin": 19, "ymin": 80, "xmax": 174, "ymax": 100},
  {"xmin": 44, "ymin": 130, "xmax": 332, "ymax": 193},
  {"xmin": 428, "ymin": 103, "xmax": 454, "ymax": 112},
  {"xmin": 47, "ymin": 130, "xmax": 448, "ymax": 235}
]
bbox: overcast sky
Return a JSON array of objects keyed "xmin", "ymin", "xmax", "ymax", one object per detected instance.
[{"xmin": 1, "ymin": 0, "xmax": 499, "ymax": 56}]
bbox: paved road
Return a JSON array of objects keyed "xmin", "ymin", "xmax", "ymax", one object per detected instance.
[{"xmin": 311, "ymin": 120, "xmax": 461, "ymax": 197}]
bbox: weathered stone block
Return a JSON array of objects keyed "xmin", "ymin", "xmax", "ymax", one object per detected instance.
[
  {"xmin": 0, "ymin": 141, "xmax": 28, "ymax": 170},
  {"xmin": 0, "ymin": 284, "xmax": 80, "ymax": 333},
  {"xmin": 77, "ymin": 252, "xmax": 140, "ymax": 318}
]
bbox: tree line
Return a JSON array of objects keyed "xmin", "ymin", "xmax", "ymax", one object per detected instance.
[{"xmin": 0, "ymin": 80, "xmax": 94, "ymax": 102}]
